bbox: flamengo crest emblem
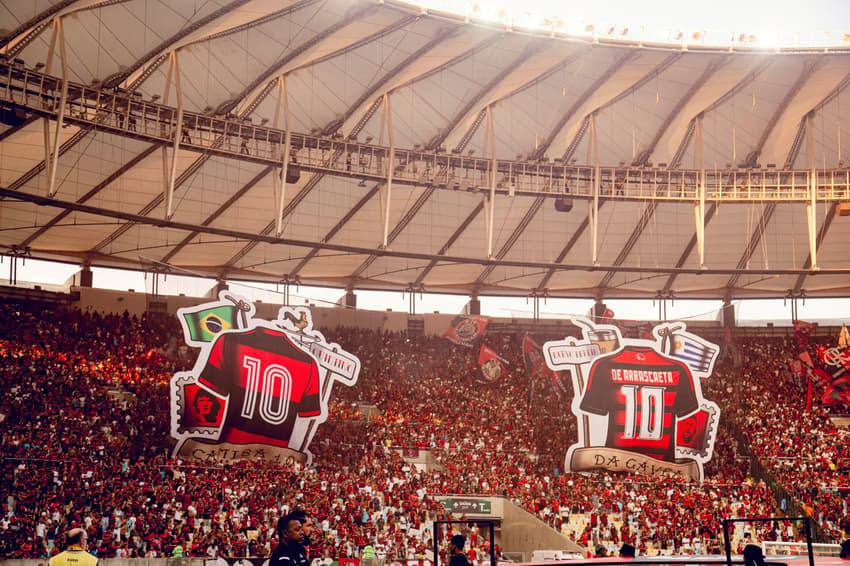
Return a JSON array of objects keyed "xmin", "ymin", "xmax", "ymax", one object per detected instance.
[
  {"xmin": 543, "ymin": 318, "xmax": 720, "ymax": 481},
  {"xmin": 170, "ymin": 292, "xmax": 360, "ymax": 466}
]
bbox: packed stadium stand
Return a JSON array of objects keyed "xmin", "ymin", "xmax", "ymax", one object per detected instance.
[
  {"xmin": 1, "ymin": 295, "xmax": 847, "ymax": 561},
  {"xmin": 2, "ymin": 0, "xmax": 850, "ymax": 563}
]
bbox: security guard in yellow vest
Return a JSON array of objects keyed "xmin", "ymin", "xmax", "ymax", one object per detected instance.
[{"xmin": 50, "ymin": 528, "xmax": 98, "ymax": 566}]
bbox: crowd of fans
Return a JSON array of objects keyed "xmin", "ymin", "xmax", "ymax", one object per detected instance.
[
  {"xmin": 717, "ymin": 337, "xmax": 850, "ymax": 542},
  {"xmin": 0, "ymin": 298, "xmax": 847, "ymax": 561}
]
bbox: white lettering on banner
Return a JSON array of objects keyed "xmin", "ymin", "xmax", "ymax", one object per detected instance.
[
  {"xmin": 620, "ymin": 385, "xmax": 664, "ymax": 440},
  {"xmin": 610, "ymin": 368, "xmax": 676, "ymax": 385},
  {"xmin": 240, "ymin": 355, "xmax": 292, "ymax": 425}
]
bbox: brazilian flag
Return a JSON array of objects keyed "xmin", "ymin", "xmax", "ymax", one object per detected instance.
[{"xmin": 181, "ymin": 305, "xmax": 237, "ymax": 342}]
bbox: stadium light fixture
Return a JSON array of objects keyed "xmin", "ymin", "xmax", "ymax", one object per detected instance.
[{"xmin": 405, "ymin": 0, "xmax": 848, "ymax": 49}]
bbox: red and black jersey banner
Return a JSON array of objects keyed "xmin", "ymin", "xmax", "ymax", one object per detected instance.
[
  {"xmin": 477, "ymin": 344, "xmax": 507, "ymax": 383},
  {"xmin": 171, "ymin": 291, "xmax": 361, "ymax": 466},
  {"xmin": 543, "ymin": 318, "xmax": 720, "ymax": 482},
  {"xmin": 444, "ymin": 316, "xmax": 489, "ymax": 346}
]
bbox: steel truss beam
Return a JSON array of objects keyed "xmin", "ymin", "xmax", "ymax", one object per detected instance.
[{"xmin": 4, "ymin": 186, "xmax": 841, "ymax": 280}]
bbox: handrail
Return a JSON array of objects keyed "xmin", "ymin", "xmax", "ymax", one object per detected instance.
[{"xmin": 1, "ymin": 62, "xmax": 849, "ymax": 203}]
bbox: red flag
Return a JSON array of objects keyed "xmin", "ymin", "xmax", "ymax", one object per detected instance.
[
  {"xmin": 811, "ymin": 368, "xmax": 831, "ymax": 388},
  {"xmin": 522, "ymin": 333, "xmax": 541, "ymax": 369},
  {"xmin": 522, "ymin": 333, "xmax": 564, "ymax": 392},
  {"xmin": 816, "ymin": 346, "xmax": 850, "ymax": 370},
  {"xmin": 798, "ymin": 351, "xmax": 814, "ymax": 368},
  {"xmin": 793, "ymin": 320, "xmax": 816, "ymax": 347},
  {"xmin": 444, "ymin": 316, "xmax": 489, "ymax": 346},
  {"xmin": 822, "ymin": 375, "xmax": 850, "ymax": 407},
  {"xmin": 806, "ymin": 374, "xmax": 812, "ymax": 413},
  {"xmin": 477, "ymin": 344, "xmax": 506, "ymax": 383},
  {"xmin": 789, "ymin": 359, "xmax": 805, "ymax": 378}
]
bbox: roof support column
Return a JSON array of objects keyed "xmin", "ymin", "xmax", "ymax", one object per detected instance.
[
  {"xmin": 272, "ymin": 74, "xmax": 292, "ymax": 237},
  {"xmin": 161, "ymin": 50, "xmax": 184, "ymax": 220},
  {"xmin": 43, "ymin": 16, "xmax": 69, "ymax": 197},
  {"xmin": 589, "ymin": 112, "xmax": 599, "ymax": 266},
  {"xmin": 694, "ymin": 115, "xmax": 706, "ymax": 268},
  {"xmin": 484, "ymin": 104, "xmax": 497, "ymax": 258},
  {"xmin": 805, "ymin": 114, "xmax": 818, "ymax": 271},
  {"xmin": 378, "ymin": 93, "xmax": 394, "ymax": 248}
]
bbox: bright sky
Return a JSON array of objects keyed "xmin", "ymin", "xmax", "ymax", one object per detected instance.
[
  {"xmin": 10, "ymin": 258, "xmax": 850, "ymax": 326},
  {"xmin": 416, "ymin": 0, "xmax": 850, "ymax": 47}
]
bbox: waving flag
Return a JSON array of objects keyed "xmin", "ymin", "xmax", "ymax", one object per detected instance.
[
  {"xmin": 180, "ymin": 304, "xmax": 238, "ymax": 343},
  {"xmin": 523, "ymin": 333, "xmax": 565, "ymax": 394},
  {"xmin": 666, "ymin": 332, "xmax": 719, "ymax": 375},
  {"xmin": 444, "ymin": 316, "xmax": 489, "ymax": 346},
  {"xmin": 477, "ymin": 344, "xmax": 507, "ymax": 383},
  {"xmin": 823, "ymin": 375, "xmax": 850, "ymax": 407},
  {"xmin": 811, "ymin": 367, "xmax": 832, "ymax": 388},
  {"xmin": 793, "ymin": 320, "xmax": 816, "ymax": 347}
]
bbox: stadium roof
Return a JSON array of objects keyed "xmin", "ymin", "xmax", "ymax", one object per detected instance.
[{"xmin": 1, "ymin": 0, "xmax": 850, "ymax": 301}]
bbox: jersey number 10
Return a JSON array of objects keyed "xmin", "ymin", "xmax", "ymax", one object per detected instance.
[
  {"xmin": 241, "ymin": 355, "xmax": 292, "ymax": 425},
  {"xmin": 619, "ymin": 385, "xmax": 664, "ymax": 440}
]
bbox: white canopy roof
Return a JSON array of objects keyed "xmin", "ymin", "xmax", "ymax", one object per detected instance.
[{"xmin": 1, "ymin": 0, "xmax": 849, "ymax": 300}]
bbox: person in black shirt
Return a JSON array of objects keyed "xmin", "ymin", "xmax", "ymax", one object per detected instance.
[
  {"xmin": 289, "ymin": 509, "xmax": 315, "ymax": 547},
  {"xmin": 840, "ymin": 539, "xmax": 850, "ymax": 559},
  {"xmin": 270, "ymin": 514, "xmax": 309, "ymax": 566},
  {"xmin": 449, "ymin": 535, "xmax": 471, "ymax": 566}
]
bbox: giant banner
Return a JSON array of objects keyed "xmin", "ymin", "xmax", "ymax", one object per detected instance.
[
  {"xmin": 170, "ymin": 292, "xmax": 360, "ymax": 465},
  {"xmin": 543, "ymin": 319, "xmax": 720, "ymax": 481}
]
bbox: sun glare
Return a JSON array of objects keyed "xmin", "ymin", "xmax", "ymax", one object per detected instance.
[{"xmin": 408, "ymin": 0, "xmax": 850, "ymax": 49}]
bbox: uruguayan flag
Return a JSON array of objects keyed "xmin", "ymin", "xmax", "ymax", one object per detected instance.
[{"xmin": 668, "ymin": 333, "xmax": 719, "ymax": 375}]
